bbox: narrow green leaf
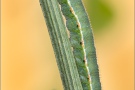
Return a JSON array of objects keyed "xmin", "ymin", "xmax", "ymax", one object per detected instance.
[
  {"xmin": 39, "ymin": 0, "xmax": 83, "ymax": 90},
  {"xmin": 39, "ymin": 0, "xmax": 101, "ymax": 90}
]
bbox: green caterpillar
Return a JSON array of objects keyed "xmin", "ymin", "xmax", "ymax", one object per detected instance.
[{"xmin": 57, "ymin": 0, "xmax": 101, "ymax": 90}]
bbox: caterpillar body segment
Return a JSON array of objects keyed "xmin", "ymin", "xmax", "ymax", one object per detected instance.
[{"xmin": 58, "ymin": 0, "xmax": 101, "ymax": 90}]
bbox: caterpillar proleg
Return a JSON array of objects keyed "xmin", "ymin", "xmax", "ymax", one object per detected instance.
[{"xmin": 57, "ymin": 0, "xmax": 101, "ymax": 90}]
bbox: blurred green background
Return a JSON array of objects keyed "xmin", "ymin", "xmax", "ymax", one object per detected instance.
[
  {"xmin": 84, "ymin": 0, "xmax": 113, "ymax": 31},
  {"xmin": 2, "ymin": 0, "xmax": 134, "ymax": 90}
]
